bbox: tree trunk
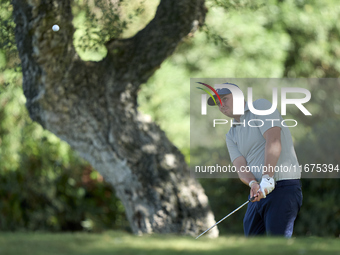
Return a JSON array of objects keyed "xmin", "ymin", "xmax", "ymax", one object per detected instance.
[{"xmin": 12, "ymin": 0, "xmax": 218, "ymax": 236}]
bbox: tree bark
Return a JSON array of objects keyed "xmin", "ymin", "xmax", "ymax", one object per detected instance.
[{"xmin": 12, "ymin": 0, "xmax": 218, "ymax": 236}]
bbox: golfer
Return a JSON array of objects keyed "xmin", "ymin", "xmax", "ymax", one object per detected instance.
[{"xmin": 208, "ymin": 84, "xmax": 303, "ymax": 237}]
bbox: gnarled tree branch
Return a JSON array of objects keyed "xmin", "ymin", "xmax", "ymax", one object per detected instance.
[{"xmin": 105, "ymin": 0, "xmax": 206, "ymax": 87}]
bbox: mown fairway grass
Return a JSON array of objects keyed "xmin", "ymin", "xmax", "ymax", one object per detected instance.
[{"xmin": 0, "ymin": 231, "xmax": 339, "ymax": 255}]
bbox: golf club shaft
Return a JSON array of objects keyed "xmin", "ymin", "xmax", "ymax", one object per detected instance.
[{"xmin": 195, "ymin": 196, "xmax": 255, "ymax": 239}]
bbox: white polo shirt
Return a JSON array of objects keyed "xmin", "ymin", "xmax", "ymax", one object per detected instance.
[{"xmin": 226, "ymin": 99, "xmax": 301, "ymax": 182}]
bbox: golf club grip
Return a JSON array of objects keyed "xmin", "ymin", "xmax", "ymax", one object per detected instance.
[{"xmin": 249, "ymin": 196, "xmax": 256, "ymax": 202}]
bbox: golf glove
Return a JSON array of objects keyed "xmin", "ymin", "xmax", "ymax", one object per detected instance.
[{"xmin": 259, "ymin": 174, "xmax": 275, "ymax": 198}]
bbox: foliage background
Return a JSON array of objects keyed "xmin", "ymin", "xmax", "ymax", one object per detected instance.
[{"xmin": 0, "ymin": 0, "xmax": 339, "ymax": 236}]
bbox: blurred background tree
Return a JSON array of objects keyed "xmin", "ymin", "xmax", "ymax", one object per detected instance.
[
  {"xmin": 1, "ymin": 0, "xmax": 339, "ymax": 236},
  {"xmin": 8, "ymin": 0, "xmax": 216, "ymax": 237}
]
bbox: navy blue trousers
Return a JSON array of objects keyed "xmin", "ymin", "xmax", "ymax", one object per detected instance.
[{"xmin": 243, "ymin": 179, "xmax": 303, "ymax": 237}]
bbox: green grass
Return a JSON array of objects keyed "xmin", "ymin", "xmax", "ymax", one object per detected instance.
[{"xmin": 0, "ymin": 231, "xmax": 339, "ymax": 255}]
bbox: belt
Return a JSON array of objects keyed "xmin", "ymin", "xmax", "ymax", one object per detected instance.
[{"xmin": 275, "ymin": 179, "xmax": 301, "ymax": 187}]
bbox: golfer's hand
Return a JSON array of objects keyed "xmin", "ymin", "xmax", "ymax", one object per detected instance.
[
  {"xmin": 259, "ymin": 175, "xmax": 275, "ymax": 199},
  {"xmin": 250, "ymin": 182, "xmax": 261, "ymax": 202}
]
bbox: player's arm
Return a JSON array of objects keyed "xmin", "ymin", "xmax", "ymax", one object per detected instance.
[
  {"xmin": 258, "ymin": 126, "xmax": 282, "ymax": 198},
  {"xmin": 263, "ymin": 126, "xmax": 282, "ymax": 177},
  {"xmin": 233, "ymin": 156, "xmax": 261, "ymax": 202}
]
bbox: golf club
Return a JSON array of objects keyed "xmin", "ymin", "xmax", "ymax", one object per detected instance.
[{"xmin": 196, "ymin": 196, "xmax": 256, "ymax": 239}]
